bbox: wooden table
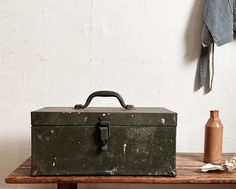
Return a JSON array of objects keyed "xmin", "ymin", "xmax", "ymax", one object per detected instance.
[{"xmin": 5, "ymin": 153, "xmax": 236, "ymax": 189}]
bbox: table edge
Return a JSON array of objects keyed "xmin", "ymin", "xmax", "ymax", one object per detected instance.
[{"xmin": 5, "ymin": 153, "xmax": 236, "ymax": 184}]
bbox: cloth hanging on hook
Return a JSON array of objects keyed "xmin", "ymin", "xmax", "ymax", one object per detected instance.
[
  {"xmin": 200, "ymin": 0, "xmax": 236, "ymax": 91},
  {"xmin": 199, "ymin": 43, "xmax": 214, "ymax": 91}
]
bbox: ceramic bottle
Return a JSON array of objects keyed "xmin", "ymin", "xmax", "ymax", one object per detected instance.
[{"xmin": 204, "ymin": 110, "xmax": 223, "ymax": 164}]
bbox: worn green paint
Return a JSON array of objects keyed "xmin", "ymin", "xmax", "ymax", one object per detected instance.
[{"xmin": 31, "ymin": 107, "xmax": 177, "ymax": 176}]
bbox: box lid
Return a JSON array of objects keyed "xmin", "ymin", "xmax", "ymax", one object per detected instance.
[{"xmin": 31, "ymin": 107, "xmax": 177, "ymax": 126}]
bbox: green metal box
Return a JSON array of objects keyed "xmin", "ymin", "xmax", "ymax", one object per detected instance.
[{"xmin": 31, "ymin": 91, "xmax": 177, "ymax": 176}]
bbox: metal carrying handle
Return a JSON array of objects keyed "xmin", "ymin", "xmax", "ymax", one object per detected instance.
[{"xmin": 74, "ymin": 90, "xmax": 135, "ymax": 110}]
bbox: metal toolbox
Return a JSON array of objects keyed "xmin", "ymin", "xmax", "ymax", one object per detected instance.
[{"xmin": 31, "ymin": 91, "xmax": 177, "ymax": 176}]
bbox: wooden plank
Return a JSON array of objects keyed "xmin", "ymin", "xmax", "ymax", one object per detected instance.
[{"xmin": 5, "ymin": 153, "xmax": 236, "ymax": 184}]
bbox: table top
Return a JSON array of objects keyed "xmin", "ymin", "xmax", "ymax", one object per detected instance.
[{"xmin": 5, "ymin": 153, "xmax": 236, "ymax": 184}]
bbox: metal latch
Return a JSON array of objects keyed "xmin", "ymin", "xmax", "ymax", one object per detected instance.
[{"xmin": 99, "ymin": 121, "xmax": 110, "ymax": 151}]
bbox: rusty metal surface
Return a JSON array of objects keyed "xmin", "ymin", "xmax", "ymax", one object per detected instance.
[
  {"xmin": 31, "ymin": 106, "xmax": 177, "ymax": 177},
  {"xmin": 31, "ymin": 107, "xmax": 177, "ymax": 126},
  {"xmin": 31, "ymin": 125, "xmax": 176, "ymax": 176}
]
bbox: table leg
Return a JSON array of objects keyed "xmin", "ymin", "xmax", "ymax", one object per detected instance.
[{"xmin": 57, "ymin": 183, "xmax": 77, "ymax": 189}]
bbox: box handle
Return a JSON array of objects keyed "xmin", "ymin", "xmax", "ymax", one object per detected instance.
[{"xmin": 74, "ymin": 90, "xmax": 135, "ymax": 110}]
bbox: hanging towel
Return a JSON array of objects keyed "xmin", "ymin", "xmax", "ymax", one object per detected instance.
[{"xmin": 200, "ymin": 0, "xmax": 235, "ymax": 91}]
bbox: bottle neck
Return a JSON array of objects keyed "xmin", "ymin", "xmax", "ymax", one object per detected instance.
[{"xmin": 210, "ymin": 110, "xmax": 219, "ymax": 119}]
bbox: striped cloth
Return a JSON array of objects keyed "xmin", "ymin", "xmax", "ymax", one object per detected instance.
[{"xmin": 200, "ymin": 0, "xmax": 235, "ymax": 91}]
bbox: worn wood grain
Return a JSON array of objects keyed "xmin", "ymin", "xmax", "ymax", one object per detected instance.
[{"xmin": 5, "ymin": 153, "xmax": 236, "ymax": 184}]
